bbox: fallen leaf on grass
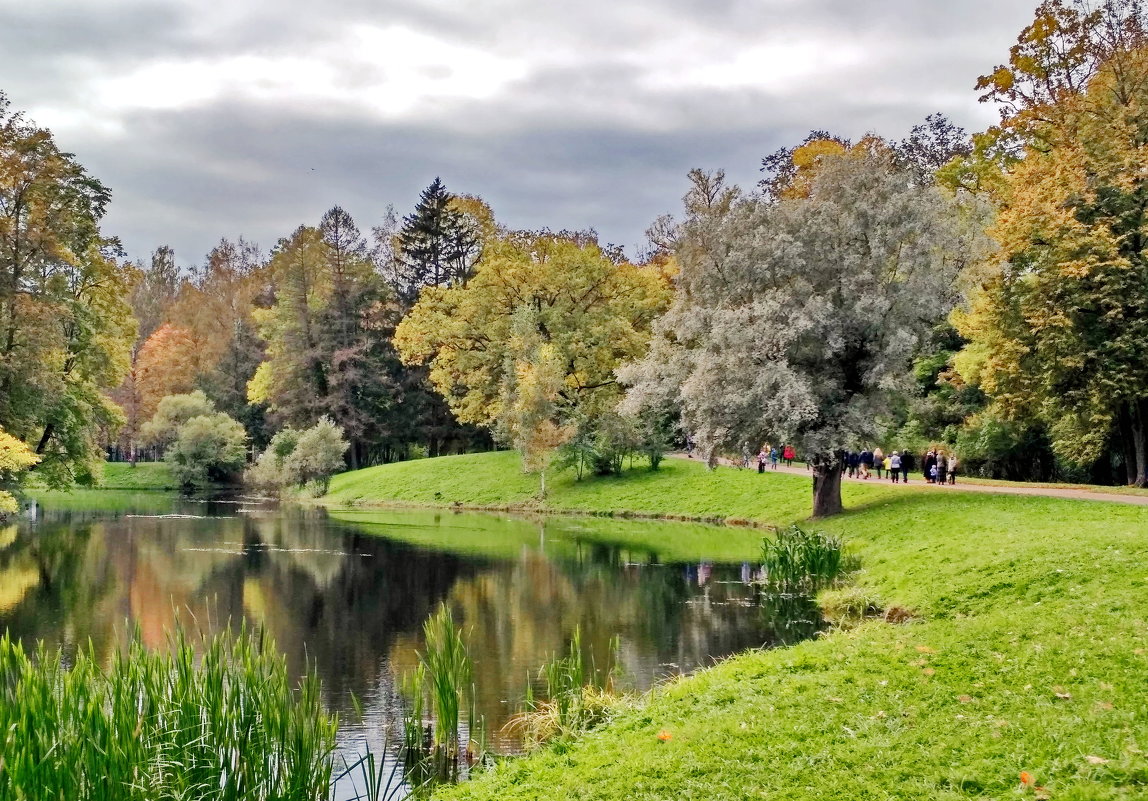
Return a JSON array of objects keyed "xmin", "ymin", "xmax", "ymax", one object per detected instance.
[
  {"xmin": 915, "ymin": 645, "xmax": 936, "ymax": 654},
  {"xmin": 1020, "ymin": 770, "xmax": 1034, "ymax": 786},
  {"xmin": 922, "ymin": 668, "xmax": 936, "ymax": 676},
  {"xmin": 656, "ymin": 730, "xmax": 672, "ymax": 742},
  {"xmin": 1095, "ymin": 701, "xmax": 1114, "ymax": 710},
  {"xmin": 1084, "ymin": 755, "xmax": 1109, "ymax": 765},
  {"xmin": 1053, "ymin": 688, "xmax": 1072, "ymax": 700},
  {"xmin": 958, "ymin": 694, "xmax": 974, "ymax": 704},
  {"xmin": 1034, "ymin": 786, "xmax": 1051, "ymax": 800}
]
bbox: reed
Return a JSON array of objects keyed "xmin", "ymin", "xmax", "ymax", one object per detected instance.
[
  {"xmin": 0, "ymin": 626, "xmax": 337, "ymax": 801},
  {"xmin": 400, "ymin": 604, "xmax": 482, "ymax": 793},
  {"xmin": 760, "ymin": 525, "xmax": 854, "ymax": 593},
  {"xmin": 508, "ymin": 627, "xmax": 624, "ymax": 749}
]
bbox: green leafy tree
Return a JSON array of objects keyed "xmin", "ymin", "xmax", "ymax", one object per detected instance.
[
  {"xmin": 956, "ymin": 1, "xmax": 1148, "ymax": 484},
  {"xmin": 140, "ymin": 390, "xmax": 215, "ymax": 447},
  {"xmin": 624, "ymin": 158, "xmax": 987, "ymax": 517},
  {"xmin": 165, "ymin": 412, "xmax": 247, "ymax": 489},
  {"xmin": 0, "ymin": 92, "xmax": 134, "ymax": 486},
  {"xmin": 249, "ymin": 212, "xmax": 413, "ymax": 468},
  {"xmin": 395, "ymin": 231, "xmax": 671, "ymax": 479}
]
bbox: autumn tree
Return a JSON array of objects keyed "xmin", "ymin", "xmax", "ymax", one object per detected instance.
[
  {"xmin": 250, "ymin": 211, "xmax": 415, "ymax": 467},
  {"xmin": 0, "ymin": 426, "xmax": 38, "ymax": 518},
  {"xmin": 624, "ymin": 159, "xmax": 986, "ymax": 518},
  {"xmin": 394, "ymin": 230, "xmax": 671, "ymax": 485},
  {"xmin": 0, "ymin": 92, "xmax": 134, "ymax": 486},
  {"xmin": 956, "ymin": 0, "xmax": 1148, "ymax": 484}
]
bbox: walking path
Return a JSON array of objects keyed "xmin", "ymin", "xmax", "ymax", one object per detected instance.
[{"xmin": 674, "ymin": 453, "xmax": 1148, "ymax": 507}]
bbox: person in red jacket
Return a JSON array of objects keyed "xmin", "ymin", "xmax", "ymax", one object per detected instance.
[{"xmin": 782, "ymin": 444, "xmax": 796, "ymax": 467}]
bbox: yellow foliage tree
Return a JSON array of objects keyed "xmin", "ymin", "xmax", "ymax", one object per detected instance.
[
  {"xmin": 0, "ymin": 427, "xmax": 38, "ymax": 518},
  {"xmin": 394, "ymin": 233, "xmax": 671, "ymax": 476},
  {"xmin": 956, "ymin": 8, "xmax": 1148, "ymax": 484}
]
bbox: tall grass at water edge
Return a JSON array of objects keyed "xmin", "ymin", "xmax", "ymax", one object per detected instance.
[
  {"xmin": 0, "ymin": 627, "xmax": 337, "ymax": 801},
  {"xmin": 759, "ymin": 524, "xmax": 854, "ymax": 593},
  {"xmin": 509, "ymin": 627, "xmax": 624, "ymax": 749},
  {"xmin": 401, "ymin": 605, "xmax": 484, "ymax": 791}
]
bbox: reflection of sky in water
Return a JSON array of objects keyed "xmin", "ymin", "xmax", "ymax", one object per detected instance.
[{"xmin": 1, "ymin": 496, "xmax": 802, "ymax": 794}]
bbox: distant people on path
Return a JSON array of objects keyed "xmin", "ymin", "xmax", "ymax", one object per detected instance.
[
  {"xmin": 757, "ymin": 449, "xmax": 767, "ymax": 474},
  {"xmin": 923, "ymin": 449, "xmax": 936, "ymax": 483},
  {"xmin": 936, "ymin": 451, "xmax": 948, "ymax": 485},
  {"xmin": 783, "ymin": 444, "xmax": 795, "ymax": 467},
  {"xmin": 889, "ymin": 451, "xmax": 901, "ymax": 483},
  {"xmin": 860, "ymin": 448, "xmax": 873, "ymax": 479},
  {"xmin": 900, "ymin": 450, "xmax": 913, "ymax": 483},
  {"xmin": 873, "ymin": 447, "xmax": 885, "ymax": 478},
  {"xmin": 770, "ymin": 446, "xmax": 779, "ymax": 470},
  {"xmin": 948, "ymin": 454, "xmax": 958, "ymax": 484}
]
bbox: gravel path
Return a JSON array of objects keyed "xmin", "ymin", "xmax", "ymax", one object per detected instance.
[{"xmin": 674, "ymin": 453, "xmax": 1148, "ymax": 506}]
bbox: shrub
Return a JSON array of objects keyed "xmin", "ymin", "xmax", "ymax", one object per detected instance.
[
  {"xmin": 286, "ymin": 418, "xmax": 348, "ymax": 492},
  {"xmin": 249, "ymin": 418, "xmax": 347, "ymax": 493},
  {"xmin": 166, "ymin": 412, "xmax": 247, "ymax": 489},
  {"xmin": 140, "ymin": 390, "xmax": 215, "ymax": 446}
]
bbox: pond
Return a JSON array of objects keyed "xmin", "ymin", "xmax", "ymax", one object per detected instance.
[{"xmin": 0, "ymin": 493, "xmax": 818, "ymax": 769}]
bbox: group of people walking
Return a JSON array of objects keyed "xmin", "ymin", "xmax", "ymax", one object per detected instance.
[
  {"xmin": 741, "ymin": 442, "xmax": 958, "ymax": 485},
  {"xmin": 842, "ymin": 447, "xmax": 958, "ymax": 484},
  {"xmin": 755, "ymin": 444, "xmax": 796, "ymax": 472}
]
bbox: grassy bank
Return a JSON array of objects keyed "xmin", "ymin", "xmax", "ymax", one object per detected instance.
[
  {"xmin": 325, "ymin": 450, "xmax": 898, "ymax": 522},
  {"xmin": 326, "ymin": 453, "xmax": 1148, "ymax": 800},
  {"xmin": 98, "ymin": 461, "xmax": 179, "ymax": 490}
]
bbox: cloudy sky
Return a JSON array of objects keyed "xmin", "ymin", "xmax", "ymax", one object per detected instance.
[{"xmin": 4, "ymin": 0, "xmax": 1036, "ymax": 264}]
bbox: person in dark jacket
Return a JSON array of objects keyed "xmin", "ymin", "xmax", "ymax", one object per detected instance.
[{"xmin": 900, "ymin": 450, "xmax": 914, "ymax": 483}]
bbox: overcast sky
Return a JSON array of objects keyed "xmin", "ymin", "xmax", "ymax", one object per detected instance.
[{"xmin": 4, "ymin": 0, "xmax": 1037, "ymax": 264}]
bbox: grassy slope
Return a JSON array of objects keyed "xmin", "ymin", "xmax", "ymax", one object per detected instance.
[
  {"xmin": 326, "ymin": 453, "xmax": 1148, "ymax": 801},
  {"xmin": 99, "ymin": 461, "xmax": 178, "ymax": 490},
  {"xmin": 325, "ymin": 451, "xmax": 897, "ymax": 522}
]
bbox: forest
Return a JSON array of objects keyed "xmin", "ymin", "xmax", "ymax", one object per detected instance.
[{"xmin": 2, "ymin": 0, "xmax": 1147, "ymax": 519}]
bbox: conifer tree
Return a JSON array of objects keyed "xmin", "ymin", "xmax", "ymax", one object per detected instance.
[{"xmin": 396, "ymin": 178, "xmax": 480, "ymax": 304}]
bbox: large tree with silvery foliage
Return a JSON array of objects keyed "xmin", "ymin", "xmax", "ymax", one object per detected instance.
[{"xmin": 621, "ymin": 151, "xmax": 989, "ymax": 517}]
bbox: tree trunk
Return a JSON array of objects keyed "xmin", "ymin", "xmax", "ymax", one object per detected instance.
[
  {"xmin": 811, "ymin": 458, "xmax": 844, "ymax": 518},
  {"xmin": 1131, "ymin": 399, "xmax": 1148, "ymax": 488},
  {"xmin": 1119, "ymin": 404, "xmax": 1138, "ymax": 486}
]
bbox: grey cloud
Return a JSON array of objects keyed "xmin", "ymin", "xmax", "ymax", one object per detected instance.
[{"xmin": 2, "ymin": 0, "xmax": 1041, "ymax": 263}]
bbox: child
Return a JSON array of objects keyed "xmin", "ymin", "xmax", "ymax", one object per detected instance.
[{"xmin": 770, "ymin": 447, "xmax": 779, "ymax": 470}]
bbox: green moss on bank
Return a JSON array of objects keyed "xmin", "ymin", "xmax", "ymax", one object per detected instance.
[{"xmin": 325, "ymin": 453, "xmax": 1148, "ymax": 801}]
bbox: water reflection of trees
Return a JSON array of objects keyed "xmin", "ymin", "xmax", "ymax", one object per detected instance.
[{"xmin": 0, "ymin": 505, "xmax": 817, "ymax": 752}]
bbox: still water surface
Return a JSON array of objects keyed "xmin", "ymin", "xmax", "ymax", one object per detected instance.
[{"xmin": 0, "ymin": 493, "xmax": 807, "ymax": 759}]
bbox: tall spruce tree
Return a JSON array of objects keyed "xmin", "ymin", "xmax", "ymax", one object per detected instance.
[{"xmin": 396, "ymin": 178, "xmax": 480, "ymax": 304}]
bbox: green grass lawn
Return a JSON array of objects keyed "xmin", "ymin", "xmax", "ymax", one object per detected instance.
[
  {"xmin": 326, "ymin": 453, "xmax": 1148, "ymax": 801},
  {"xmin": 99, "ymin": 461, "xmax": 179, "ymax": 490},
  {"xmin": 325, "ymin": 450, "xmax": 899, "ymax": 523}
]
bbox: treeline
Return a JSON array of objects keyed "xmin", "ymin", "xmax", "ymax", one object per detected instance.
[
  {"xmin": 112, "ymin": 179, "xmax": 495, "ymax": 472},
  {"xmin": 2, "ymin": 0, "xmax": 1147, "ymax": 513}
]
